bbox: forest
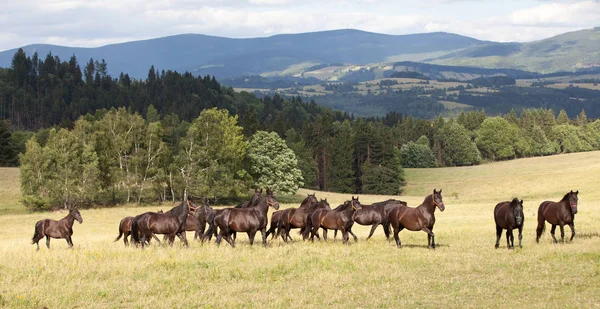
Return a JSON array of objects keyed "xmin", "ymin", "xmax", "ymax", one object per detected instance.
[{"xmin": 2, "ymin": 49, "xmax": 600, "ymax": 209}]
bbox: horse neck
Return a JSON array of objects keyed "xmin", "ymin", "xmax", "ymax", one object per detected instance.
[
  {"xmin": 255, "ymin": 198, "xmax": 270, "ymax": 215},
  {"xmin": 418, "ymin": 195, "xmax": 436, "ymax": 214},
  {"xmin": 300, "ymin": 198, "xmax": 317, "ymax": 211},
  {"xmin": 63, "ymin": 212, "xmax": 76, "ymax": 227}
]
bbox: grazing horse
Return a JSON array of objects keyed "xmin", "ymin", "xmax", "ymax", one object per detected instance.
[
  {"xmin": 494, "ymin": 198, "xmax": 524, "ymax": 249},
  {"xmin": 279, "ymin": 193, "xmax": 319, "ymax": 241},
  {"xmin": 115, "ymin": 210, "xmax": 163, "ymax": 246},
  {"xmin": 215, "ymin": 188, "xmax": 280, "ymax": 247},
  {"xmin": 132, "ymin": 199, "xmax": 197, "ymax": 247},
  {"xmin": 536, "ymin": 190, "xmax": 579, "ymax": 243},
  {"xmin": 388, "ymin": 189, "xmax": 445, "ymax": 248},
  {"xmin": 32, "ymin": 208, "xmax": 83, "ymax": 250},
  {"xmin": 305, "ymin": 197, "xmax": 360, "ymax": 244},
  {"xmin": 352, "ymin": 199, "xmax": 407, "ymax": 240}
]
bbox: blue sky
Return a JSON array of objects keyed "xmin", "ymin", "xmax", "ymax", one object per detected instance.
[{"xmin": 0, "ymin": 0, "xmax": 598, "ymax": 51}]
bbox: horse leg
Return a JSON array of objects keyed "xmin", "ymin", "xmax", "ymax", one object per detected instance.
[
  {"xmin": 422, "ymin": 227, "xmax": 435, "ymax": 249},
  {"xmin": 180, "ymin": 231, "xmax": 189, "ymax": 247},
  {"xmin": 261, "ymin": 228, "xmax": 267, "ymax": 247},
  {"xmin": 506, "ymin": 229, "xmax": 513, "ymax": 249},
  {"xmin": 495, "ymin": 225, "xmax": 502, "ymax": 249},
  {"xmin": 535, "ymin": 217, "xmax": 545, "ymax": 243},
  {"xmin": 550, "ymin": 225, "xmax": 558, "ymax": 243},
  {"xmin": 342, "ymin": 228, "xmax": 349, "ymax": 244},
  {"xmin": 67, "ymin": 235, "xmax": 74, "ymax": 248},
  {"xmin": 366, "ymin": 224, "xmax": 377, "ymax": 240},
  {"xmin": 124, "ymin": 232, "xmax": 130, "ymax": 246},
  {"xmin": 333, "ymin": 230, "xmax": 338, "ymax": 239},
  {"xmin": 248, "ymin": 231, "xmax": 256, "ymax": 246},
  {"xmin": 152, "ymin": 234, "xmax": 162, "ymax": 245},
  {"xmin": 322, "ymin": 229, "xmax": 328, "ymax": 241},
  {"xmin": 518, "ymin": 226, "xmax": 523, "ymax": 248},
  {"xmin": 46, "ymin": 236, "xmax": 51, "ymax": 249},
  {"xmin": 568, "ymin": 223, "xmax": 576, "ymax": 241},
  {"xmin": 348, "ymin": 228, "xmax": 358, "ymax": 242},
  {"xmin": 393, "ymin": 224, "xmax": 403, "ymax": 248},
  {"xmin": 559, "ymin": 223, "xmax": 565, "ymax": 242}
]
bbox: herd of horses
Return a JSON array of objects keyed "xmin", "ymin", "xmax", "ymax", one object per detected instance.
[{"xmin": 31, "ymin": 188, "xmax": 580, "ymax": 251}]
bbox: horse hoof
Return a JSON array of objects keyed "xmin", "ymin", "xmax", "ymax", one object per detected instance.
[{"xmin": 495, "ymin": 244, "xmax": 499, "ymax": 249}]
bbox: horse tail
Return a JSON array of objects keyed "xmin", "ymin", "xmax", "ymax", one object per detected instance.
[
  {"xmin": 131, "ymin": 216, "xmax": 140, "ymax": 244},
  {"xmin": 535, "ymin": 203, "xmax": 546, "ymax": 243},
  {"xmin": 31, "ymin": 221, "xmax": 43, "ymax": 244},
  {"xmin": 203, "ymin": 212, "xmax": 216, "ymax": 241},
  {"xmin": 114, "ymin": 219, "xmax": 125, "ymax": 242},
  {"xmin": 302, "ymin": 214, "xmax": 313, "ymax": 240}
]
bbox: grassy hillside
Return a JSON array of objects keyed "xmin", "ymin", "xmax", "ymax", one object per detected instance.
[
  {"xmin": 430, "ymin": 27, "xmax": 600, "ymax": 73},
  {"xmin": 1, "ymin": 152, "xmax": 599, "ymax": 308}
]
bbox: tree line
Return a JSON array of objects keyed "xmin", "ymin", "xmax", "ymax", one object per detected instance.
[{"xmin": 2, "ymin": 49, "xmax": 600, "ymax": 209}]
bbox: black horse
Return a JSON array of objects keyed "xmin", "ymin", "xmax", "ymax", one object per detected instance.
[
  {"xmin": 493, "ymin": 198, "xmax": 524, "ymax": 249},
  {"xmin": 536, "ymin": 190, "xmax": 578, "ymax": 243},
  {"xmin": 32, "ymin": 208, "xmax": 83, "ymax": 250}
]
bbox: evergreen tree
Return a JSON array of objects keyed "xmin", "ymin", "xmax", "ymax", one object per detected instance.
[
  {"xmin": 0, "ymin": 120, "xmax": 15, "ymax": 166},
  {"xmin": 327, "ymin": 121, "xmax": 356, "ymax": 193},
  {"xmin": 435, "ymin": 121, "xmax": 481, "ymax": 166},
  {"xmin": 557, "ymin": 109, "xmax": 570, "ymax": 125}
]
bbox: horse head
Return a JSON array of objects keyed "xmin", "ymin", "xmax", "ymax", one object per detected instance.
[
  {"xmin": 511, "ymin": 198, "xmax": 524, "ymax": 226},
  {"xmin": 351, "ymin": 196, "xmax": 362, "ymax": 211},
  {"xmin": 71, "ymin": 208, "xmax": 83, "ymax": 224},
  {"xmin": 300, "ymin": 193, "xmax": 318, "ymax": 209},
  {"xmin": 568, "ymin": 190, "xmax": 579, "ymax": 214},
  {"xmin": 266, "ymin": 188, "xmax": 280, "ymax": 210},
  {"xmin": 432, "ymin": 189, "xmax": 445, "ymax": 212}
]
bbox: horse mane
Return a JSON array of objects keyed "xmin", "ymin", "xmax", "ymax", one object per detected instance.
[
  {"xmin": 561, "ymin": 192, "xmax": 572, "ymax": 202},
  {"xmin": 423, "ymin": 194, "xmax": 434, "ymax": 206},
  {"xmin": 333, "ymin": 201, "xmax": 350, "ymax": 211}
]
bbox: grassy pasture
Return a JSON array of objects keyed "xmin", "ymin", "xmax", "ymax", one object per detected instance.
[{"xmin": 1, "ymin": 152, "xmax": 600, "ymax": 308}]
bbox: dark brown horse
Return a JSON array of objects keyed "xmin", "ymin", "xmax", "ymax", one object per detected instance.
[
  {"xmin": 115, "ymin": 210, "xmax": 163, "ymax": 246},
  {"xmin": 494, "ymin": 198, "xmax": 524, "ymax": 249},
  {"xmin": 536, "ymin": 190, "xmax": 578, "ymax": 243},
  {"xmin": 32, "ymin": 208, "xmax": 83, "ymax": 250},
  {"xmin": 278, "ymin": 193, "xmax": 319, "ymax": 241},
  {"xmin": 203, "ymin": 190, "xmax": 263, "ymax": 242},
  {"xmin": 305, "ymin": 197, "xmax": 360, "ymax": 244},
  {"xmin": 388, "ymin": 189, "xmax": 445, "ymax": 248},
  {"xmin": 265, "ymin": 209, "xmax": 289, "ymax": 241},
  {"xmin": 214, "ymin": 188, "xmax": 280, "ymax": 247},
  {"xmin": 131, "ymin": 199, "xmax": 197, "ymax": 247},
  {"xmin": 192, "ymin": 203, "xmax": 214, "ymax": 241},
  {"xmin": 235, "ymin": 188, "xmax": 263, "ymax": 208},
  {"xmin": 352, "ymin": 199, "xmax": 407, "ymax": 240}
]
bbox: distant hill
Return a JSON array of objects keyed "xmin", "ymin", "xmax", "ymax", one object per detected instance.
[
  {"xmin": 0, "ymin": 30, "xmax": 486, "ymax": 79},
  {"xmin": 428, "ymin": 27, "xmax": 600, "ymax": 73}
]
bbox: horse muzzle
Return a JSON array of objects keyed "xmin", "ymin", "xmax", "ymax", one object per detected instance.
[
  {"xmin": 438, "ymin": 203, "xmax": 445, "ymax": 212},
  {"xmin": 571, "ymin": 204, "xmax": 578, "ymax": 214}
]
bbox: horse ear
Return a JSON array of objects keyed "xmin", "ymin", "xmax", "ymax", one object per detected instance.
[
  {"xmin": 520, "ymin": 199, "xmax": 523, "ymax": 205},
  {"xmin": 575, "ymin": 190, "xmax": 579, "ymax": 194},
  {"xmin": 439, "ymin": 189, "xmax": 442, "ymax": 194}
]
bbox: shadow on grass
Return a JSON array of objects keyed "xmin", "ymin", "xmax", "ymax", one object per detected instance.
[{"xmin": 577, "ymin": 232, "xmax": 600, "ymax": 239}]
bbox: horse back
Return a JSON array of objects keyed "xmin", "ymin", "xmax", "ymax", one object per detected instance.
[
  {"xmin": 539, "ymin": 200, "xmax": 572, "ymax": 225},
  {"xmin": 354, "ymin": 204, "xmax": 382, "ymax": 225},
  {"xmin": 40, "ymin": 218, "xmax": 66, "ymax": 238},
  {"xmin": 227, "ymin": 207, "xmax": 265, "ymax": 232},
  {"xmin": 395, "ymin": 205, "xmax": 430, "ymax": 231},
  {"xmin": 148, "ymin": 213, "xmax": 180, "ymax": 234}
]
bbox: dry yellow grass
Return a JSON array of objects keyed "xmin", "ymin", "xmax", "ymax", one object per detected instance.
[{"xmin": 1, "ymin": 152, "xmax": 600, "ymax": 308}]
